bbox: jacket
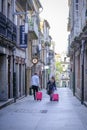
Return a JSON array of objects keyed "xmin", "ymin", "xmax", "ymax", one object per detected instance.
[{"xmin": 47, "ymin": 80, "xmax": 56, "ymax": 91}]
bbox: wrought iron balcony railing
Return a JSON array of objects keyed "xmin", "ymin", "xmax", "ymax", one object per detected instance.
[
  {"xmin": 28, "ymin": 16, "xmax": 39, "ymax": 39},
  {"xmin": 7, "ymin": 18, "xmax": 13, "ymax": 41},
  {"xmin": 0, "ymin": 12, "xmax": 17, "ymax": 44},
  {"xmin": 12, "ymin": 23, "xmax": 17, "ymax": 42},
  {"xmin": 0, "ymin": 12, "xmax": 6, "ymax": 36},
  {"xmin": 17, "ymin": 0, "xmax": 34, "ymax": 11}
]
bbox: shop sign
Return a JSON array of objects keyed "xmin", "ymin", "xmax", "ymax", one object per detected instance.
[{"xmin": 20, "ymin": 25, "xmax": 27, "ymax": 48}]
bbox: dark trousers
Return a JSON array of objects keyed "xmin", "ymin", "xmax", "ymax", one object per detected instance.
[
  {"xmin": 32, "ymin": 85, "xmax": 38, "ymax": 100},
  {"xmin": 50, "ymin": 90, "xmax": 54, "ymax": 101}
]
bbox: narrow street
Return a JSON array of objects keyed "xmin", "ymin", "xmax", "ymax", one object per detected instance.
[{"xmin": 0, "ymin": 88, "xmax": 87, "ymax": 130}]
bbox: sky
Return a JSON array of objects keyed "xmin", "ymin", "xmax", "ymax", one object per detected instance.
[{"xmin": 40, "ymin": 0, "xmax": 69, "ymax": 54}]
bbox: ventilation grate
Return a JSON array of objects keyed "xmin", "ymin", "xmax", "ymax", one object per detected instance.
[{"xmin": 40, "ymin": 110, "xmax": 48, "ymax": 113}]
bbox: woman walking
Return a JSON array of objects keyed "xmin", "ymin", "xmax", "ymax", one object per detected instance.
[{"xmin": 47, "ymin": 76, "xmax": 56, "ymax": 101}]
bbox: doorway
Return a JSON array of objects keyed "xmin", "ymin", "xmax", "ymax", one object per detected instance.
[{"xmin": 8, "ymin": 56, "xmax": 11, "ymax": 98}]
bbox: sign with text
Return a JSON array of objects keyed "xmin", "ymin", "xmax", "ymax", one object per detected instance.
[{"xmin": 20, "ymin": 25, "xmax": 27, "ymax": 48}]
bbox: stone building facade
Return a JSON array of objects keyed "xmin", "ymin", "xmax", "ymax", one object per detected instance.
[
  {"xmin": 0, "ymin": 0, "xmax": 17, "ymax": 100},
  {"xmin": 0, "ymin": 0, "xmax": 32, "ymax": 101},
  {"xmin": 68, "ymin": 0, "xmax": 87, "ymax": 104},
  {"xmin": 0, "ymin": 0, "xmax": 54, "ymax": 102}
]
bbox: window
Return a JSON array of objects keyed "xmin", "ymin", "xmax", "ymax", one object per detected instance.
[
  {"xmin": 76, "ymin": 11, "xmax": 78, "ymax": 17},
  {"xmin": 76, "ymin": 0, "xmax": 78, "ymax": 3},
  {"xmin": 76, "ymin": 4, "xmax": 78, "ymax": 10},
  {"xmin": 64, "ymin": 57, "xmax": 66, "ymax": 62},
  {"xmin": 1, "ymin": 0, "xmax": 4, "ymax": 13},
  {"xmin": 7, "ymin": 3, "xmax": 10, "ymax": 18},
  {"xmin": 85, "ymin": 9, "xmax": 87, "ymax": 17}
]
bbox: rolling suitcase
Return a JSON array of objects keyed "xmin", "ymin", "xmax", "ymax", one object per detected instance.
[
  {"xmin": 36, "ymin": 92, "xmax": 42, "ymax": 100},
  {"xmin": 52, "ymin": 93, "xmax": 59, "ymax": 101}
]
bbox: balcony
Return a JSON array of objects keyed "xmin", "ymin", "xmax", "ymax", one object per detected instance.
[
  {"xmin": 0, "ymin": 12, "xmax": 17, "ymax": 46},
  {"xmin": 47, "ymin": 58, "xmax": 51, "ymax": 65},
  {"xmin": 28, "ymin": 16, "xmax": 39, "ymax": 39},
  {"xmin": 82, "ymin": 9, "xmax": 87, "ymax": 33},
  {"xmin": 49, "ymin": 50, "xmax": 54, "ymax": 58},
  {"xmin": 17, "ymin": 0, "xmax": 34, "ymax": 11},
  {"xmin": 44, "ymin": 35, "xmax": 51, "ymax": 46},
  {"xmin": 12, "ymin": 23, "xmax": 17, "ymax": 42},
  {"xmin": 45, "ymin": 41, "xmax": 51, "ymax": 46},
  {"xmin": 32, "ymin": 45, "xmax": 40, "ymax": 58},
  {"xmin": 0, "ymin": 12, "xmax": 6, "ymax": 36},
  {"xmin": 7, "ymin": 18, "xmax": 13, "ymax": 41}
]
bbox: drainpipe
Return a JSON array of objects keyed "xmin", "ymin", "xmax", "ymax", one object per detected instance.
[
  {"xmin": 25, "ymin": 1, "xmax": 28, "ymax": 96},
  {"xmin": 73, "ymin": 49, "xmax": 75, "ymax": 96},
  {"xmin": 81, "ymin": 40, "xmax": 85, "ymax": 104},
  {"xmin": 13, "ymin": 0, "xmax": 16, "ymax": 102}
]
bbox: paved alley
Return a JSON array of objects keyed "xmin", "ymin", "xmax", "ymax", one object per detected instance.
[{"xmin": 0, "ymin": 88, "xmax": 87, "ymax": 130}]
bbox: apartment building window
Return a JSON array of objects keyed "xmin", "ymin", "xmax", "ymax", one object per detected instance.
[
  {"xmin": 1, "ymin": 0, "xmax": 4, "ymax": 13},
  {"xmin": 76, "ymin": 0, "xmax": 78, "ymax": 3},
  {"xmin": 76, "ymin": 4, "xmax": 78, "ymax": 10},
  {"xmin": 76, "ymin": 11, "xmax": 78, "ymax": 17},
  {"xmin": 64, "ymin": 57, "xmax": 66, "ymax": 62},
  {"xmin": 7, "ymin": 3, "xmax": 10, "ymax": 18},
  {"xmin": 86, "ymin": 9, "xmax": 87, "ymax": 17}
]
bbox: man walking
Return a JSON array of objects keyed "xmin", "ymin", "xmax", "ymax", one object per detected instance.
[{"xmin": 31, "ymin": 73, "xmax": 40, "ymax": 100}]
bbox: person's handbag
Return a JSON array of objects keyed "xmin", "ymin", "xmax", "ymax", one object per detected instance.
[{"xmin": 46, "ymin": 87, "xmax": 51, "ymax": 95}]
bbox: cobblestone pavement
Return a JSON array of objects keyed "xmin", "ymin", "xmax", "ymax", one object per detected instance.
[{"xmin": 0, "ymin": 88, "xmax": 87, "ymax": 130}]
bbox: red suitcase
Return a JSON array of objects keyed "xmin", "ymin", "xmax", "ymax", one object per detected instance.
[
  {"xmin": 52, "ymin": 93, "xmax": 59, "ymax": 101},
  {"xmin": 36, "ymin": 92, "xmax": 42, "ymax": 100}
]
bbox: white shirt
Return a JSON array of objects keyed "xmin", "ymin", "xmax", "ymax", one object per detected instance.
[{"xmin": 31, "ymin": 75, "xmax": 40, "ymax": 87}]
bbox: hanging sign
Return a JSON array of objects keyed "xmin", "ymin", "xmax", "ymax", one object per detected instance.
[
  {"xmin": 20, "ymin": 25, "xmax": 27, "ymax": 48},
  {"xmin": 32, "ymin": 57, "xmax": 38, "ymax": 64}
]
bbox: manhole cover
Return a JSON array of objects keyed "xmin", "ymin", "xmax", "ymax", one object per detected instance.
[
  {"xmin": 14, "ymin": 109, "xmax": 48, "ymax": 114},
  {"xmin": 14, "ymin": 109, "xmax": 38, "ymax": 113},
  {"xmin": 40, "ymin": 110, "xmax": 48, "ymax": 113}
]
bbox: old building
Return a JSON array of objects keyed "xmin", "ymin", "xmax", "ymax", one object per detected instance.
[
  {"xmin": 0, "ymin": 0, "xmax": 17, "ymax": 101},
  {"xmin": 26, "ymin": 0, "xmax": 43, "ymax": 94},
  {"xmin": 0, "ymin": 0, "xmax": 54, "ymax": 102},
  {"xmin": 39, "ymin": 19, "xmax": 55, "ymax": 88},
  {"xmin": 68, "ymin": 0, "xmax": 87, "ymax": 104},
  {"xmin": 0, "ymin": 0, "xmax": 34, "ymax": 101}
]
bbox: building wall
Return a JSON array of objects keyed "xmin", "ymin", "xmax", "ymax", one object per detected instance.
[
  {"xmin": 0, "ymin": 0, "xmax": 15, "ymax": 101},
  {"xmin": 75, "ymin": 50, "xmax": 81, "ymax": 99},
  {"xmin": 84, "ymin": 48, "xmax": 87, "ymax": 101},
  {"xmin": 0, "ymin": 54, "xmax": 8, "ymax": 100},
  {"xmin": 0, "ymin": 0, "xmax": 26, "ymax": 101},
  {"xmin": 68, "ymin": 0, "xmax": 87, "ymax": 103},
  {"xmin": 14, "ymin": 48, "xmax": 26, "ymax": 98}
]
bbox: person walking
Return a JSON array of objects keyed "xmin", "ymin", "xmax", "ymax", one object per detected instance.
[
  {"xmin": 31, "ymin": 73, "xmax": 40, "ymax": 100},
  {"xmin": 47, "ymin": 76, "xmax": 56, "ymax": 101}
]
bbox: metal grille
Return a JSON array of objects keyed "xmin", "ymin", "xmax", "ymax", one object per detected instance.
[{"xmin": 40, "ymin": 110, "xmax": 48, "ymax": 113}]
